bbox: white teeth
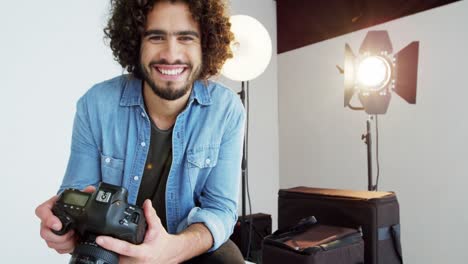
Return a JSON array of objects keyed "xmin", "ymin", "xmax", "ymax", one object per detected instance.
[{"xmin": 158, "ymin": 68, "xmax": 184, "ymax": 76}]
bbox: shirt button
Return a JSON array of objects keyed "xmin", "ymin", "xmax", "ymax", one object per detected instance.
[
  {"xmin": 141, "ymin": 112, "xmax": 146, "ymax": 118},
  {"xmin": 105, "ymin": 158, "xmax": 111, "ymax": 163},
  {"xmin": 141, "ymin": 142, "xmax": 146, "ymax": 147},
  {"xmin": 133, "ymin": 176, "xmax": 139, "ymax": 181},
  {"xmin": 205, "ymin": 158, "xmax": 211, "ymax": 165}
]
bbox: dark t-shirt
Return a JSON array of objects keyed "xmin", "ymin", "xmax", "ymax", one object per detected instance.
[{"xmin": 136, "ymin": 118, "xmax": 173, "ymax": 229}]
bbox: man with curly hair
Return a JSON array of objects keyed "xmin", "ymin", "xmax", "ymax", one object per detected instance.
[{"xmin": 35, "ymin": 0, "xmax": 246, "ymax": 263}]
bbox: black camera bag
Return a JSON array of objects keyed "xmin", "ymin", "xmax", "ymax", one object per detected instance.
[
  {"xmin": 230, "ymin": 213, "xmax": 272, "ymax": 262},
  {"xmin": 262, "ymin": 216, "xmax": 364, "ymax": 264},
  {"xmin": 278, "ymin": 187, "xmax": 402, "ymax": 264}
]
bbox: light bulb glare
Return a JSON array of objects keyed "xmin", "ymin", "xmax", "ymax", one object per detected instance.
[{"xmin": 357, "ymin": 56, "xmax": 391, "ymax": 90}]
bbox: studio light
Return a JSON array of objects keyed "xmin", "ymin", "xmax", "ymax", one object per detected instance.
[
  {"xmin": 221, "ymin": 14, "xmax": 272, "ymax": 260},
  {"xmin": 222, "ymin": 15, "xmax": 272, "ymax": 81},
  {"xmin": 341, "ymin": 30, "xmax": 419, "ymax": 191},
  {"xmin": 344, "ymin": 30, "xmax": 419, "ymax": 114}
]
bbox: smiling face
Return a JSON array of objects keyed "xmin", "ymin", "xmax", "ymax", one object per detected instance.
[{"xmin": 139, "ymin": 1, "xmax": 202, "ymax": 101}]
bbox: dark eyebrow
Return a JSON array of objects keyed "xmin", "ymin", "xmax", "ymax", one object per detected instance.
[
  {"xmin": 144, "ymin": 29, "xmax": 200, "ymax": 39},
  {"xmin": 175, "ymin": 30, "xmax": 200, "ymax": 38},
  {"xmin": 144, "ymin": 29, "xmax": 166, "ymax": 37}
]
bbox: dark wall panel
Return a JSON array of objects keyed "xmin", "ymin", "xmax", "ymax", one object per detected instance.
[{"xmin": 277, "ymin": 0, "xmax": 460, "ymax": 54}]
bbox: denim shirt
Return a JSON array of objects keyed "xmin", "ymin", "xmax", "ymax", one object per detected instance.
[{"xmin": 59, "ymin": 75, "xmax": 245, "ymax": 251}]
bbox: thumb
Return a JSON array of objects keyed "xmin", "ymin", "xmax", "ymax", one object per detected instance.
[
  {"xmin": 143, "ymin": 199, "xmax": 163, "ymax": 242},
  {"xmin": 81, "ymin": 185, "xmax": 96, "ymax": 193}
]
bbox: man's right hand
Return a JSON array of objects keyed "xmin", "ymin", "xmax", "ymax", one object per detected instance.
[{"xmin": 35, "ymin": 186, "xmax": 95, "ymax": 254}]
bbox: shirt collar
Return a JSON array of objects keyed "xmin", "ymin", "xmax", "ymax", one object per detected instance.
[
  {"xmin": 190, "ymin": 80, "xmax": 212, "ymax": 106},
  {"xmin": 120, "ymin": 75, "xmax": 144, "ymax": 107},
  {"xmin": 120, "ymin": 76, "xmax": 212, "ymax": 107}
]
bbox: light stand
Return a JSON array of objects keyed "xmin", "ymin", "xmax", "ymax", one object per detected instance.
[
  {"xmin": 362, "ymin": 116, "xmax": 376, "ymax": 191},
  {"xmin": 221, "ymin": 15, "xmax": 272, "ymax": 260},
  {"xmin": 238, "ymin": 81, "xmax": 250, "ymax": 256}
]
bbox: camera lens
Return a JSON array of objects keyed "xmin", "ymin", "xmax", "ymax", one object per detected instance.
[{"xmin": 70, "ymin": 240, "xmax": 118, "ymax": 264}]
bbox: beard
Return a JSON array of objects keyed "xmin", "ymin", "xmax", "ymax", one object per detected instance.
[{"xmin": 140, "ymin": 59, "xmax": 202, "ymax": 101}]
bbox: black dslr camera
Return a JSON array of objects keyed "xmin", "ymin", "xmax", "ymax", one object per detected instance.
[{"xmin": 52, "ymin": 182, "xmax": 147, "ymax": 264}]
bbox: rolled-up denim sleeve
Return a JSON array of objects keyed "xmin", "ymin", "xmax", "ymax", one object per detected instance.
[
  {"xmin": 177, "ymin": 102, "xmax": 246, "ymax": 251},
  {"xmin": 59, "ymin": 94, "xmax": 101, "ymax": 193}
]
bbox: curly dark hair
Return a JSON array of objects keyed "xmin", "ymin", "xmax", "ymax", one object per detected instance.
[{"xmin": 104, "ymin": 0, "xmax": 234, "ymax": 80}]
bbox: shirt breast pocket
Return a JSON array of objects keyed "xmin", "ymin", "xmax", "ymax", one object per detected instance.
[
  {"xmin": 100, "ymin": 154, "xmax": 124, "ymax": 186},
  {"xmin": 187, "ymin": 145, "xmax": 220, "ymax": 193}
]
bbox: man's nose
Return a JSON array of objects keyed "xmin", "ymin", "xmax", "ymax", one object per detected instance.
[{"xmin": 159, "ymin": 39, "xmax": 181, "ymax": 63}]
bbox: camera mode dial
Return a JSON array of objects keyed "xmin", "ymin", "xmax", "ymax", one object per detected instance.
[{"xmin": 51, "ymin": 207, "xmax": 74, "ymax": 235}]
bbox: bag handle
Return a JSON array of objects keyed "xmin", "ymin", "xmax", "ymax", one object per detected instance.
[
  {"xmin": 272, "ymin": 216, "xmax": 317, "ymax": 238},
  {"xmin": 391, "ymin": 224, "xmax": 403, "ymax": 263},
  {"xmin": 378, "ymin": 224, "xmax": 403, "ymax": 263}
]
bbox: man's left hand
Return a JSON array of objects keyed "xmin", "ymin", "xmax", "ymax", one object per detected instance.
[{"xmin": 96, "ymin": 199, "xmax": 181, "ymax": 264}]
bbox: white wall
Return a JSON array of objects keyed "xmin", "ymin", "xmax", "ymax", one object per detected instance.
[
  {"xmin": 0, "ymin": 0, "xmax": 278, "ymax": 263},
  {"xmin": 278, "ymin": 1, "xmax": 468, "ymax": 263},
  {"xmin": 1, "ymin": 1, "xmax": 119, "ymax": 263}
]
